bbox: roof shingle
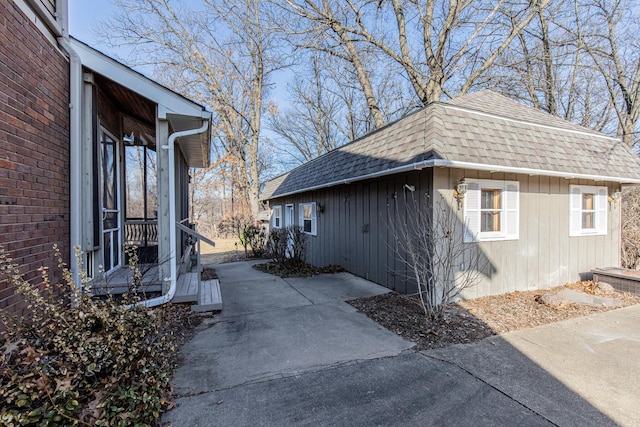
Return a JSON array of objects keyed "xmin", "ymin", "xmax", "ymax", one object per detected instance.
[{"xmin": 261, "ymin": 90, "xmax": 640, "ymax": 200}]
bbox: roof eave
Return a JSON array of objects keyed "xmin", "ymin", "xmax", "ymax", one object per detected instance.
[
  {"xmin": 262, "ymin": 159, "xmax": 640, "ymax": 200},
  {"xmin": 70, "ymin": 38, "xmax": 206, "ymax": 118}
]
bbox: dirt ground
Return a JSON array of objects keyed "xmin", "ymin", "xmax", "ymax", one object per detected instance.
[{"xmin": 348, "ymin": 281, "xmax": 640, "ymax": 351}]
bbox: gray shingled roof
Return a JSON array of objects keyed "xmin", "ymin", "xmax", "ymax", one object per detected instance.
[{"xmin": 261, "ymin": 90, "xmax": 640, "ymax": 200}]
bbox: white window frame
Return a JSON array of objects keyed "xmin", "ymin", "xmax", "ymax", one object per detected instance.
[
  {"xmin": 463, "ymin": 179, "xmax": 519, "ymax": 242},
  {"xmin": 299, "ymin": 202, "xmax": 317, "ymax": 236},
  {"xmin": 272, "ymin": 205, "xmax": 282, "ymax": 228},
  {"xmin": 569, "ymin": 185, "xmax": 607, "ymax": 236},
  {"xmin": 285, "ymin": 204, "xmax": 294, "ymax": 227}
]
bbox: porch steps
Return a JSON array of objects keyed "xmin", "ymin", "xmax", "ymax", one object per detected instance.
[
  {"xmin": 173, "ymin": 272, "xmax": 198, "ymax": 303},
  {"xmin": 192, "ymin": 279, "xmax": 222, "ymax": 312},
  {"xmin": 172, "ymin": 272, "xmax": 222, "ymax": 311}
]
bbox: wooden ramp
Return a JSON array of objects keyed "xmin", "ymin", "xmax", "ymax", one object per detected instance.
[{"xmin": 172, "ymin": 272, "xmax": 222, "ymax": 311}]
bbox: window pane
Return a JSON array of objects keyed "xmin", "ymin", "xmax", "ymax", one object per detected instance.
[
  {"xmin": 582, "ymin": 212, "xmax": 594, "ymax": 229},
  {"xmin": 304, "ymin": 219, "xmax": 312, "ymax": 233},
  {"xmin": 303, "ymin": 204, "xmax": 312, "ymax": 219},
  {"xmin": 480, "ymin": 189, "xmax": 501, "ymax": 232},
  {"xmin": 582, "ymin": 193, "xmax": 594, "ymax": 210},
  {"xmin": 481, "ymin": 189, "xmax": 501, "ymax": 209},
  {"xmin": 481, "ymin": 212, "xmax": 501, "ymax": 232}
]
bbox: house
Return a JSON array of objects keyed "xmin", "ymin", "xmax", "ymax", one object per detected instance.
[
  {"xmin": 261, "ymin": 90, "xmax": 640, "ymax": 298},
  {"xmin": 1, "ymin": 0, "xmax": 218, "ymax": 321}
]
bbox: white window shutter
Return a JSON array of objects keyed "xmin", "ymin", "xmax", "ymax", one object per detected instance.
[
  {"xmin": 596, "ymin": 187, "xmax": 608, "ymax": 235},
  {"xmin": 298, "ymin": 204, "xmax": 303, "ymax": 228},
  {"xmin": 504, "ymin": 182, "xmax": 519, "ymax": 239},
  {"xmin": 311, "ymin": 202, "xmax": 317, "ymax": 235},
  {"xmin": 569, "ymin": 186, "xmax": 582, "ymax": 236},
  {"xmin": 464, "ymin": 182, "xmax": 480, "ymax": 242}
]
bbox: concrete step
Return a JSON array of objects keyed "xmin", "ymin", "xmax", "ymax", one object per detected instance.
[
  {"xmin": 173, "ymin": 272, "xmax": 198, "ymax": 303},
  {"xmin": 193, "ymin": 279, "xmax": 222, "ymax": 312}
]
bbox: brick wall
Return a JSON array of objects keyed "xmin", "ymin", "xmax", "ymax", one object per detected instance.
[{"xmin": 0, "ymin": 1, "xmax": 70, "ymax": 322}]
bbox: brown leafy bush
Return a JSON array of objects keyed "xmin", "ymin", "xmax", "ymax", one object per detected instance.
[
  {"xmin": 622, "ymin": 186, "xmax": 640, "ymax": 269},
  {"xmin": 0, "ymin": 245, "xmax": 189, "ymax": 426}
]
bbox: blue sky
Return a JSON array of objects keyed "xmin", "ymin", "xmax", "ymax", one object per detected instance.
[{"xmin": 68, "ymin": 0, "xmax": 117, "ymax": 48}]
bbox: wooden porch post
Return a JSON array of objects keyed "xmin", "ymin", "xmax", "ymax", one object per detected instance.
[{"xmin": 156, "ymin": 114, "xmax": 171, "ymax": 289}]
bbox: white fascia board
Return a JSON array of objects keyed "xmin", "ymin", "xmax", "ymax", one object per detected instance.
[
  {"xmin": 433, "ymin": 159, "xmax": 640, "ymax": 184},
  {"xmin": 70, "ymin": 38, "xmax": 205, "ymax": 118},
  {"xmin": 264, "ymin": 159, "xmax": 640, "ymax": 200}
]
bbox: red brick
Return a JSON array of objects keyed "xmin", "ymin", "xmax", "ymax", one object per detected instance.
[{"xmin": 0, "ymin": 1, "xmax": 70, "ymax": 324}]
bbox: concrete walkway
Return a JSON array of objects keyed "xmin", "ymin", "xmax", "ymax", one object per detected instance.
[{"xmin": 163, "ymin": 261, "xmax": 640, "ymax": 427}]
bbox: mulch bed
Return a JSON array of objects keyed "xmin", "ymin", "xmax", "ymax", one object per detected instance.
[
  {"xmin": 253, "ymin": 262, "xmax": 345, "ymax": 278},
  {"xmin": 348, "ymin": 281, "xmax": 640, "ymax": 351}
]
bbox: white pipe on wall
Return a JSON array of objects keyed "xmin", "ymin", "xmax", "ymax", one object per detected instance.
[
  {"xmin": 136, "ymin": 120, "xmax": 209, "ymax": 308},
  {"xmin": 57, "ymin": 34, "xmax": 83, "ymax": 290}
]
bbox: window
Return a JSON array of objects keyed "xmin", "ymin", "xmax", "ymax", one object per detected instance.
[
  {"xmin": 272, "ymin": 206, "xmax": 282, "ymax": 228},
  {"xmin": 285, "ymin": 204, "xmax": 294, "ymax": 227},
  {"xmin": 464, "ymin": 179, "xmax": 519, "ymax": 242},
  {"xmin": 481, "ymin": 189, "xmax": 501, "ymax": 232},
  {"xmin": 570, "ymin": 185, "xmax": 607, "ymax": 236},
  {"xmin": 299, "ymin": 202, "xmax": 317, "ymax": 235}
]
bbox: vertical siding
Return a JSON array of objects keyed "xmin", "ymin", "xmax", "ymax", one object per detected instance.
[
  {"xmin": 432, "ymin": 169, "xmax": 621, "ymax": 298},
  {"xmin": 266, "ymin": 167, "xmax": 621, "ymax": 298}
]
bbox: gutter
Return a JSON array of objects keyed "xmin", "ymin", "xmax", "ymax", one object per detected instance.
[
  {"xmin": 135, "ymin": 119, "xmax": 210, "ymax": 308},
  {"xmin": 55, "ymin": 4, "xmax": 83, "ymax": 290},
  {"xmin": 265, "ymin": 159, "xmax": 640, "ymax": 200}
]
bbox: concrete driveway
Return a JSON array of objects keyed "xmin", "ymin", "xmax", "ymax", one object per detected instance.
[{"xmin": 163, "ymin": 261, "xmax": 640, "ymax": 427}]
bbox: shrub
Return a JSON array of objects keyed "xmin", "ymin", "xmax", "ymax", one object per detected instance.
[
  {"xmin": 622, "ymin": 186, "xmax": 640, "ymax": 269},
  {"xmin": 267, "ymin": 225, "xmax": 307, "ymax": 268},
  {"xmin": 243, "ymin": 225, "xmax": 268, "ymax": 258},
  {"xmin": 0, "ymin": 244, "xmax": 188, "ymax": 426},
  {"xmin": 268, "ymin": 227, "xmax": 289, "ymax": 267}
]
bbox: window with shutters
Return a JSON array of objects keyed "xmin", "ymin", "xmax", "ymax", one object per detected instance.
[
  {"xmin": 272, "ymin": 206, "xmax": 282, "ymax": 228},
  {"xmin": 569, "ymin": 185, "xmax": 607, "ymax": 236},
  {"xmin": 463, "ymin": 179, "xmax": 519, "ymax": 242},
  {"xmin": 299, "ymin": 202, "xmax": 317, "ymax": 235}
]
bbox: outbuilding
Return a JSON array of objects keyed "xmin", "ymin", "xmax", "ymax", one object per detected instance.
[{"xmin": 261, "ymin": 91, "xmax": 640, "ymax": 297}]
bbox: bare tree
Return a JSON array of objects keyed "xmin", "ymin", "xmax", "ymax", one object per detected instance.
[
  {"xmin": 276, "ymin": 0, "xmax": 550, "ymax": 125},
  {"xmin": 103, "ymin": 0, "xmax": 285, "ymax": 217},
  {"xmin": 388, "ymin": 193, "xmax": 487, "ymax": 320},
  {"xmin": 577, "ymin": 0, "xmax": 640, "ymax": 148},
  {"xmin": 268, "ymin": 52, "xmax": 394, "ymax": 164}
]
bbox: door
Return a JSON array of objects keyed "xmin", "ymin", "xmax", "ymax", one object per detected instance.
[{"xmin": 101, "ymin": 129, "xmax": 122, "ymax": 274}]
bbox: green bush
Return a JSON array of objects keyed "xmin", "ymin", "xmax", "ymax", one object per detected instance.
[{"xmin": 0, "ymin": 244, "xmax": 191, "ymax": 426}]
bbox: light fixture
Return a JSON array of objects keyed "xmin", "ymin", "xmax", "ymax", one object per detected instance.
[
  {"xmin": 123, "ymin": 132, "xmax": 135, "ymax": 144},
  {"xmin": 454, "ymin": 178, "xmax": 467, "ymax": 210},
  {"xmin": 316, "ymin": 203, "xmax": 324, "ymax": 214},
  {"xmin": 608, "ymin": 189, "xmax": 622, "ymax": 207}
]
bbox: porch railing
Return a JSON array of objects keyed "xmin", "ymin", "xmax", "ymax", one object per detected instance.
[
  {"xmin": 176, "ymin": 221, "xmax": 215, "ymax": 274},
  {"xmin": 125, "ymin": 220, "xmax": 158, "ymax": 246}
]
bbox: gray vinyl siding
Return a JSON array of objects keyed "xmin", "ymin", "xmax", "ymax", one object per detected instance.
[
  {"xmin": 268, "ymin": 170, "xmax": 433, "ymax": 294},
  {"xmin": 432, "ymin": 168, "xmax": 621, "ymax": 299},
  {"xmin": 268, "ymin": 167, "xmax": 621, "ymax": 299}
]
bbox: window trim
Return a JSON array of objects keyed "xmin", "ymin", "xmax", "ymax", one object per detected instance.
[
  {"xmin": 272, "ymin": 205, "xmax": 282, "ymax": 228},
  {"xmin": 299, "ymin": 202, "xmax": 317, "ymax": 236},
  {"xmin": 464, "ymin": 179, "xmax": 519, "ymax": 242},
  {"xmin": 284, "ymin": 204, "xmax": 294, "ymax": 227},
  {"xmin": 569, "ymin": 185, "xmax": 607, "ymax": 236}
]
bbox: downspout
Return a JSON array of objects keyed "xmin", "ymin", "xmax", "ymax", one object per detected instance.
[
  {"xmin": 136, "ymin": 119, "xmax": 210, "ymax": 308},
  {"xmin": 55, "ymin": 3, "xmax": 83, "ymax": 290}
]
